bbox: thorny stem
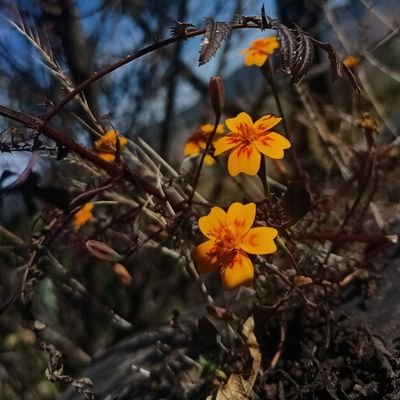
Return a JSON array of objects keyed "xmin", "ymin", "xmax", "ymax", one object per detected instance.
[
  {"xmin": 0, "ymin": 105, "xmax": 180, "ymax": 209},
  {"xmin": 43, "ymin": 22, "xmax": 262, "ymax": 124}
]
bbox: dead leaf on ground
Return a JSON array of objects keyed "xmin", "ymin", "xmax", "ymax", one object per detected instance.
[{"xmin": 207, "ymin": 316, "xmax": 261, "ymax": 400}]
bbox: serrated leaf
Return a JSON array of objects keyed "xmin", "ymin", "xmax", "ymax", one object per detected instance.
[
  {"xmin": 198, "ymin": 18, "xmax": 231, "ymax": 66},
  {"xmin": 270, "ymin": 20, "xmax": 360, "ymax": 91},
  {"xmin": 291, "ymin": 26, "xmax": 315, "ymax": 84},
  {"xmin": 311, "ymin": 38, "xmax": 361, "ymax": 92},
  {"xmin": 270, "ymin": 20, "xmax": 297, "ymax": 73},
  {"xmin": 311, "ymin": 38, "xmax": 342, "ymax": 80}
]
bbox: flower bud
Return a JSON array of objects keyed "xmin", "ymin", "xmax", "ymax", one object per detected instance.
[
  {"xmin": 85, "ymin": 240, "xmax": 123, "ymax": 262},
  {"xmin": 209, "ymin": 76, "xmax": 224, "ymax": 116}
]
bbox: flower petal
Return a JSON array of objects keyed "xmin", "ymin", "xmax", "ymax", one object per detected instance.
[
  {"xmin": 227, "ymin": 144, "xmax": 261, "ymax": 176},
  {"xmin": 184, "ymin": 140, "xmax": 201, "ymax": 157},
  {"xmin": 225, "ymin": 112, "xmax": 253, "ymax": 133},
  {"xmin": 200, "ymin": 123, "xmax": 225, "ymax": 134},
  {"xmin": 254, "ymin": 115, "xmax": 282, "ymax": 133},
  {"xmin": 226, "ymin": 202, "xmax": 256, "ymax": 237},
  {"xmin": 245, "ymin": 52, "xmax": 267, "ymax": 67},
  {"xmin": 240, "ymin": 227, "xmax": 278, "ymax": 254},
  {"xmin": 192, "ymin": 240, "xmax": 220, "ymax": 274},
  {"xmin": 118, "ymin": 136, "xmax": 128, "ymax": 147},
  {"xmin": 95, "ymin": 152, "xmax": 116, "ymax": 162},
  {"xmin": 204, "ymin": 154, "xmax": 216, "ymax": 166},
  {"xmin": 261, "ymin": 37, "xmax": 280, "ymax": 54},
  {"xmin": 198, "ymin": 207, "xmax": 227, "ymax": 239},
  {"xmin": 220, "ymin": 251, "xmax": 254, "ymax": 290},
  {"xmin": 254, "ymin": 132, "xmax": 291, "ymax": 159},
  {"xmin": 214, "ymin": 135, "xmax": 240, "ymax": 156},
  {"xmin": 95, "ymin": 130, "xmax": 117, "ymax": 148}
]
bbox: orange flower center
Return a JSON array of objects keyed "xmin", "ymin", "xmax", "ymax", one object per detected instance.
[
  {"xmin": 252, "ymin": 43, "xmax": 268, "ymax": 54},
  {"xmin": 236, "ymin": 122, "xmax": 258, "ymax": 145},
  {"xmin": 212, "ymin": 226, "xmax": 242, "ymax": 265}
]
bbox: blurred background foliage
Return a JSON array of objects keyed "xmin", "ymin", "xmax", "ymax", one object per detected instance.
[{"xmin": 0, "ymin": 0, "xmax": 399, "ymax": 399}]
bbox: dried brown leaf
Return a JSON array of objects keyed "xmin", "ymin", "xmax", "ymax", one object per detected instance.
[
  {"xmin": 207, "ymin": 316, "xmax": 261, "ymax": 400},
  {"xmin": 199, "ymin": 18, "xmax": 231, "ymax": 66}
]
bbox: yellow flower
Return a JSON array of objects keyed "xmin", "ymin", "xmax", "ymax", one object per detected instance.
[
  {"xmin": 73, "ymin": 203, "xmax": 94, "ymax": 231},
  {"xmin": 183, "ymin": 124, "xmax": 224, "ymax": 166},
  {"xmin": 93, "ymin": 129, "xmax": 128, "ymax": 162},
  {"xmin": 343, "ymin": 55, "xmax": 360, "ymax": 71},
  {"xmin": 240, "ymin": 36, "xmax": 279, "ymax": 67},
  {"xmin": 214, "ymin": 112, "xmax": 291, "ymax": 176},
  {"xmin": 192, "ymin": 202, "xmax": 278, "ymax": 290}
]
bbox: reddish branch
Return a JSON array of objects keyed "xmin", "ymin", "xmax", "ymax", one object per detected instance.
[
  {"xmin": 42, "ymin": 22, "xmax": 260, "ymax": 123},
  {"xmin": 0, "ymin": 105, "xmax": 178, "ymax": 208},
  {"xmin": 301, "ymin": 230, "xmax": 394, "ymax": 244}
]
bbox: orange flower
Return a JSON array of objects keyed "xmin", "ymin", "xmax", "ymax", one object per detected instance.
[
  {"xmin": 183, "ymin": 124, "xmax": 224, "ymax": 166},
  {"xmin": 94, "ymin": 129, "xmax": 127, "ymax": 162},
  {"xmin": 343, "ymin": 55, "xmax": 360, "ymax": 71},
  {"xmin": 73, "ymin": 203, "xmax": 94, "ymax": 231},
  {"xmin": 240, "ymin": 36, "xmax": 279, "ymax": 67},
  {"xmin": 214, "ymin": 112, "xmax": 291, "ymax": 176},
  {"xmin": 192, "ymin": 202, "xmax": 278, "ymax": 290}
]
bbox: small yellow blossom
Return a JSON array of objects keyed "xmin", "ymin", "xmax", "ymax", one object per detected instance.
[
  {"xmin": 343, "ymin": 55, "xmax": 360, "ymax": 71},
  {"xmin": 192, "ymin": 202, "xmax": 278, "ymax": 290},
  {"xmin": 183, "ymin": 124, "xmax": 224, "ymax": 166},
  {"xmin": 94, "ymin": 129, "xmax": 127, "ymax": 162},
  {"xmin": 214, "ymin": 112, "xmax": 291, "ymax": 176},
  {"xmin": 240, "ymin": 36, "xmax": 279, "ymax": 67},
  {"xmin": 73, "ymin": 203, "xmax": 94, "ymax": 231}
]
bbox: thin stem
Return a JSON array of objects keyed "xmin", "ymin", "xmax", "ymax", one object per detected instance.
[
  {"xmin": 188, "ymin": 114, "xmax": 221, "ymax": 208},
  {"xmin": 258, "ymin": 156, "xmax": 269, "ymax": 195},
  {"xmin": 261, "ymin": 60, "xmax": 308, "ymax": 187},
  {"xmin": 43, "ymin": 23, "xmax": 262, "ymax": 124}
]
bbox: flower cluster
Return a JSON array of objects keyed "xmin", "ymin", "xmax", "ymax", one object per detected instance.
[{"xmin": 185, "ymin": 38, "xmax": 291, "ymax": 289}]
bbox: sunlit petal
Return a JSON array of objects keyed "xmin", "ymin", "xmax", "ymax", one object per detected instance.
[
  {"xmin": 95, "ymin": 152, "xmax": 116, "ymax": 162},
  {"xmin": 227, "ymin": 144, "xmax": 261, "ymax": 176},
  {"xmin": 198, "ymin": 207, "xmax": 227, "ymax": 239},
  {"xmin": 214, "ymin": 135, "xmax": 240, "ymax": 156},
  {"xmin": 184, "ymin": 140, "xmax": 201, "ymax": 157},
  {"xmin": 262, "ymin": 37, "xmax": 280, "ymax": 53},
  {"xmin": 241, "ymin": 227, "xmax": 278, "ymax": 254},
  {"xmin": 226, "ymin": 202, "xmax": 256, "ymax": 237},
  {"xmin": 247, "ymin": 52, "xmax": 267, "ymax": 67},
  {"xmin": 254, "ymin": 115, "xmax": 282, "ymax": 133},
  {"xmin": 95, "ymin": 130, "xmax": 117, "ymax": 148},
  {"xmin": 119, "ymin": 136, "xmax": 128, "ymax": 146},
  {"xmin": 74, "ymin": 203, "xmax": 94, "ymax": 231},
  {"xmin": 255, "ymin": 132, "xmax": 291, "ymax": 159},
  {"xmin": 225, "ymin": 112, "xmax": 253, "ymax": 133},
  {"xmin": 220, "ymin": 251, "xmax": 254, "ymax": 290},
  {"xmin": 200, "ymin": 123, "xmax": 225, "ymax": 134},
  {"xmin": 192, "ymin": 240, "xmax": 220, "ymax": 274},
  {"xmin": 204, "ymin": 154, "xmax": 216, "ymax": 166}
]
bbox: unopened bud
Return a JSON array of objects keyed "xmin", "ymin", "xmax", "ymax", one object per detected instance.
[
  {"xmin": 85, "ymin": 240, "xmax": 123, "ymax": 262},
  {"xmin": 209, "ymin": 76, "xmax": 224, "ymax": 116}
]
